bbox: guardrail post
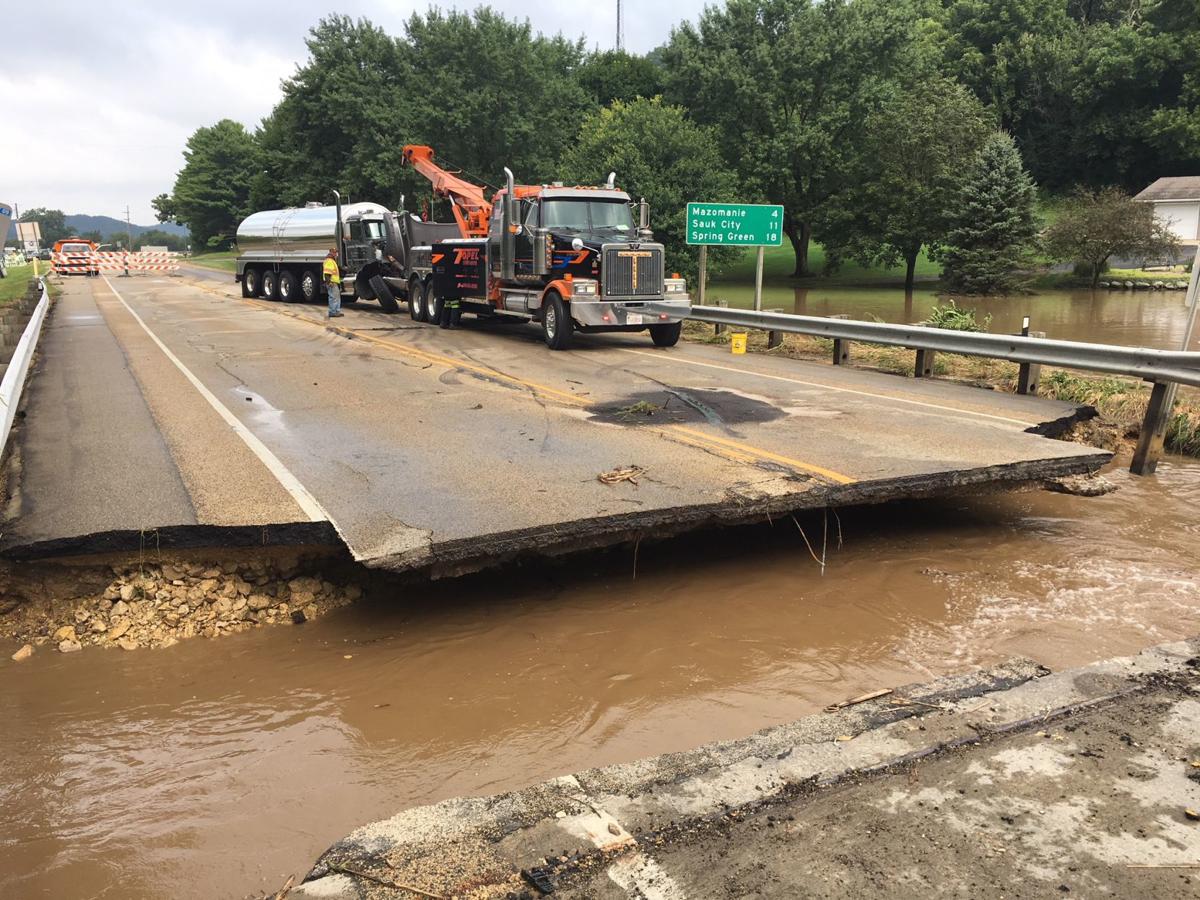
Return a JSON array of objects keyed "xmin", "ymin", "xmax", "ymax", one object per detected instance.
[
  {"xmin": 714, "ymin": 299, "xmax": 728, "ymax": 336},
  {"xmin": 1130, "ymin": 381, "xmax": 1176, "ymax": 476},
  {"xmin": 832, "ymin": 338, "xmax": 851, "ymax": 365},
  {"xmin": 1017, "ymin": 330, "xmax": 1045, "ymax": 394},
  {"xmin": 766, "ymin": 308, "xmax": 783, "ymax": 349},
  {"xmin": 914, "ymin": 348, "xmax": 936, "ymax": 378}
]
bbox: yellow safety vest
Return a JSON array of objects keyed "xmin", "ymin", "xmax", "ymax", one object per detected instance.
[{"xmin": 323, "ymin": 257, "xmax": 341, "ymax": 284}]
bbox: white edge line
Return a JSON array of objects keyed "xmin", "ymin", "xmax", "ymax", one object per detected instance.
[
  {"xmin": 618, "ymin": 347, "xmax": 1036, "ymax": 427},
  {"xmin": 102, "ymin": 275, "xmax": 329, "ymax": 523}
]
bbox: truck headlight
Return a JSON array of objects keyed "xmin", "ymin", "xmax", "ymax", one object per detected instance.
[
  {"xmin": 665, "ymin": 278, "xmax": 687, "ymax": 293},
  {"xmin": 571, "ymin": 279, "xmax": 598, "ymax": 297}
]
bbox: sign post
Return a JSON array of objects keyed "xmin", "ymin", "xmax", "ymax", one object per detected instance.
[
  {"xmin": 686, "ymin": 202, "xmax": 784, "ymax": 311},
  {"xmin": 16, "ymin": 220, "xmax": 42, "ymax": 278}
]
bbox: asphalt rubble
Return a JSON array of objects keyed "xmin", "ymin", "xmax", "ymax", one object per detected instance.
[{"xmin": 289, "ymin": 637, "xmax": 1200, "ymax": 900}]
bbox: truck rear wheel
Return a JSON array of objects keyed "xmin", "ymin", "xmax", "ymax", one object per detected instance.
[
  {"xmin": 542, "ymin": 292, "xmax": 573, "ymax": 350},
  {"xmin": 410, "ymin": 279, "xmax": 428, "ymax": 322},
  {"xmin": 425, "ymin": 282, "xmax": 443, "ymax": 325},
  {"xmin": 300, "ymin": 270, "xmax": 319, "ymax": 302},
  {"xmin": 278, "ymin": 270, "xmax": 299, "ymax": 303},
  {"xmin": 242, "ymin": 267, "xmax": 259, "ymax": 298},
  {"xmin": 370, "ymin": 275, "xmax": 399, "ymax": 313},
  {"xmin": 649, "ymin": 321, "xmax": 682, "ymax": 348},
  {"xmin": 408, "ymin": 278, "xmax": 425, "ymax": 321},
  {"xmin": 262, "ymin": 269, "xmax": 279, "ymax": 301}
]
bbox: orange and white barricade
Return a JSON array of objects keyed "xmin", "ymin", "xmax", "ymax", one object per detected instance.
[{"xmin": 53, "ymin": 251, "xmax": 180, "ymax": 276}]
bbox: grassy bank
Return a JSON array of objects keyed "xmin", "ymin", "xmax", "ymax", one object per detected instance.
[
  {"xmin": 0, "ymin": 264, "xmax": 47, "ymax": 305},
  {"xmin": 682, "ymin": 320, "xmax": 1200, "ymax": 458},
  {"xmin": 186, "ymin": 251, "xmax": 238, "ymax": 272}
]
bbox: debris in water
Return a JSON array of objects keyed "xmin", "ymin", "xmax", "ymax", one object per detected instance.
[
  {"xmin": 290, "ymin": 610, "xmax": 306, "ymax": 625},
  {"xmin": 598, "ymin": 465, "xmax": 646, "ymax": 485},
  {"xmin": 11, "ymin": 644, "xmax": 32, "ymax": 662},
  {"xmin": 824, "ymin": 688, "xmax": 893, "ymax": 712},
  {"xmin": 1044, "ymin": 472, "xmax": 1117, "ymax": 497}
]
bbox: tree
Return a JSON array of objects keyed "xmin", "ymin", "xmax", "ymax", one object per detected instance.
[
  {"xmin": 560, "ymin": 98, "xmax": 739, "ymax": 280},
  {"xmin": 133, "ymin": 229, "xmax": 188, "ymax": 252},
  {"xmin": 663, "ymin": 0, "xmax": 929, "ymax": 276},
  {"xmin": 252, "ymin": 15, "xmax": 412, "ymax": 210},
  {"xmin": 817, "ymin": 78, "xmax": 992, "ymax": 291},
  {"xmin": 1044, "ymin": 186, "xmax": 1180, "ymax": 287},
  {"xmin": 938, "ymin": 132, "xmax": 1040, "ymax": 293},
  {"xmin": 18, "ymin": 208, "xmax": 69, "ymax": 245},
  {"xmin": 576, "ymin": 50, "xmax": 664, "ymax": 107},
  {"xmin": 161, "ymin": 119, "xmax": 259, "ymax": 249}
]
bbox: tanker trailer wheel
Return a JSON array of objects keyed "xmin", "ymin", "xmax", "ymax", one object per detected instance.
[
  {"xmin": 541, "ymin": 291, "xmax": 573, "ymax": 350},
  {"xmin": 408, "ymin": 277, "xmax": 427, "ymax": 322},
  {"xmin": 649, "ymin": 321, "xmax": 682, "ymax": 348},
  {"xmin": 425, "ymin": 282, "xmax": 444, "ymax": 325},
  {"xmin": 370, "ymin": 275, "xmax": 399, "ymax": 313},
  {"xmin": 278, "ymin": 270, "xmax": 299, "ymax": 303},
  {"xmin": 242, "ymin": 267, "xmax": 259, "ymax": 298},
  {"xmin": 261, "ymin": 269, "xmax": 280, "ymax": 301},
  {"xmin": 300, "ymin": 269, "xmax": 319, "ymax": 302}
]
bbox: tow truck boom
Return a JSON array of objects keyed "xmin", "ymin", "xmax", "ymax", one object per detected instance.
[{"xmin": 401, "ymin": 145, "xmax": 492, "ymax": 238}]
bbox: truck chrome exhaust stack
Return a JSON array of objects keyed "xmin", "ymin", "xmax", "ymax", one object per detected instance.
[{"xmin": 502, "ymin": 167, "xmax": 516, "ymax": 282}]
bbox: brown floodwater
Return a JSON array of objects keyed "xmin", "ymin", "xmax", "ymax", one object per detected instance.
[
  {"xmin": 3, "ymin": 455, "xmax": 1200, "ymax": 899},
  {"xmin": 709, "ymin": 283, "xmax": 1199, "ymax": 350}
]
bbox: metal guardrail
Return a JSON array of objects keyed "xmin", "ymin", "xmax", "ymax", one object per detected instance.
[
  {"xmin": 0, "ymin": 280, "xmax": 50, "ymax": 458},
  {"xmin": 675, "ymin": 304, "xmax": 1200, "ymax": 389}
]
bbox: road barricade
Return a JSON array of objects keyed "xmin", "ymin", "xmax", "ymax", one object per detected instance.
[{"xmin": 52, "ymin": 251, "xmax": 180, "ymax": 276}]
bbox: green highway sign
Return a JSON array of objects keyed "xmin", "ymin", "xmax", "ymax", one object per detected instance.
[{"xmin": 686, "ymin": 202, "xmax": 784, "ymax": 247}]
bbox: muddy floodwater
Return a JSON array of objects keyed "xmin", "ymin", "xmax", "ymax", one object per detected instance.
[
  {"xmin": 709, "ymin": 283, "xmax": 1199, "ymax": 350},
  {"xmin": 3, "ymin": 456, "xmax": 1200, "ymax": 899}
]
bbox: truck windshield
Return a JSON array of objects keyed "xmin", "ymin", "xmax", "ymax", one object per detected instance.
[{"xmin": 542, "ymin": 199, "xmax": 633, "ymax": 232}]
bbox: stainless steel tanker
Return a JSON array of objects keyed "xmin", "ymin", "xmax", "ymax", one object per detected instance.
[{"xmin": 234, "ymin": 194, "xmax": 457, "ymax": 311}]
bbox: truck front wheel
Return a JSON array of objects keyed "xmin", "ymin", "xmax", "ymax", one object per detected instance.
[
  {"xmin": 242, "ymin": 267, "xmax": 259, "ymax": 298},
  {"xmin": 649, "ymin": 321, "xmax": 682, "ymax": 348},
  {"xmin": 542, "ymin": 292, "xmax": 573, "ymax": 350},
  {"xmin": 371, "ymin": 275, "xmax": 399, "ymax": 313}
]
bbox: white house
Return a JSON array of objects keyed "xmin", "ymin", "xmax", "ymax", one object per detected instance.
[{"xmin": 1135, "ymin": 176, "xmax": 1200, "ymax": 246}]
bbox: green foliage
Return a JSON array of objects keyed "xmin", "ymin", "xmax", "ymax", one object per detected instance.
[
  {"xmin": 160, "ymin": 119, "xmax": 259, "ymax": 249},
  {"xmin": 938, "ymin": 133, "xmax": 1039, "ymax": 293},
  {"xmin": 133, "ymin": 229, "xmax": 188, "ymax": 252},
  {"xmin": 252, "ymin": 16, "xmax": 412, "ymax": 210},
  {"xmin": 922, "ymin": 299, "xmax": 990, "ymax": 331},
  {"xmin": 560, "ymin": 98, "xmax": 739, "ymax": 281},
  {"xmin": 17, "ymin": 208, "xmax": 69, "ymax": 245},
  {"xmin": 1043, "ymin": 186, "xmax": 1180, "ymax": 287},
  {"xmin": 662, "ymin": 0, "xmax": 928, "ymax": 276},
  {"xmin": 577, "ymin": 51, "xmax": 664, "ymax": 107},
  {"xmin": 817, "ymin": 77, "xmax": 992, "ymax": 290}
]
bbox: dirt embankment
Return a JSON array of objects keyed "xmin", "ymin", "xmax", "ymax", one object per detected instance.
[{"xmin": 2, "ymin": 550, "xmax": 367, "ymax": 658}]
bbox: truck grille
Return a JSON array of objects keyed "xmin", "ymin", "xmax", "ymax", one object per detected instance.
[{"xmin": 603, "ymin": 245, "xmax": 663, "ymax": 297}]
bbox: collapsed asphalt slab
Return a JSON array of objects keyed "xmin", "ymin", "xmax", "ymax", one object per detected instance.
[{"xmin": 292, "ymin": 638, "xmax": 1200, "ymax": 899}]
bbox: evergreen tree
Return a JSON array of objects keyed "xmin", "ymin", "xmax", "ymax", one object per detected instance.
[{"xmin": 938, "ymin": 132, "xmax": 1038, "ymax": 293}]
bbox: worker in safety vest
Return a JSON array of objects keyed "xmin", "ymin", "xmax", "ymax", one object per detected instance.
[
  {"xmin": 323, "ymin": 248, "xmax": 343, "ymax": 318},
  {"xmin": 438, "ymin": 295, "xmax": 461, "ymax": 329}
]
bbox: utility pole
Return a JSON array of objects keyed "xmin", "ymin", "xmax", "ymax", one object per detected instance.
[
  {"xmin": 124, "ymin": 205, "xmax": 134, "ymax": 251},
  {"xmin": 616, "ymin": 0, "xmax": 623, "ymax": 51}
]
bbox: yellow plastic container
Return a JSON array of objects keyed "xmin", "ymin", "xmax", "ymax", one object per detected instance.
[{"xmin": 731, "ymin": 333, "xmax": 748, "ymax": 355}]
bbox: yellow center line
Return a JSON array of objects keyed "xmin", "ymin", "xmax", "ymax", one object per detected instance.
[
  {"xmin": 667, "ymin": 425, "xmax": 857, "ymax": 484},
  {"xmin": 180, "ymin": 276, "xmax": 858, "ymax": 483}
]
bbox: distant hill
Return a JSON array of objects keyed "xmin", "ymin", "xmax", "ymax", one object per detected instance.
[{"xmin": 6, "ymin": 215, "xmax": 189, "ymax": 241}]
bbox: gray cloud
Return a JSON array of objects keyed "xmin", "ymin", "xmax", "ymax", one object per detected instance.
[{"xmin": 3, "ymin": 2, "xmax": 701, "ymax": 226}]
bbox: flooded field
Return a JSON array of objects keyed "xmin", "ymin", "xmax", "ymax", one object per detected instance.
[
  {"xmin": 2, "ymin": 455, "xmax": 1199, "ymax": 899},
  {"xmin": 709, "ymin": 282, "xmax": 1198, "ymax": 350}
]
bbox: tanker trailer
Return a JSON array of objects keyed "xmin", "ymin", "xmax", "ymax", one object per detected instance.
[{"xmin": 234, "ymin": 193, "xmax": 405, "ymax": 312}]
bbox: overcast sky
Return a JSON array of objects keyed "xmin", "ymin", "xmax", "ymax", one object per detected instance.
[{"xmin": 3, "ymin": 2, "xmax": 706, "ymax": 226}]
